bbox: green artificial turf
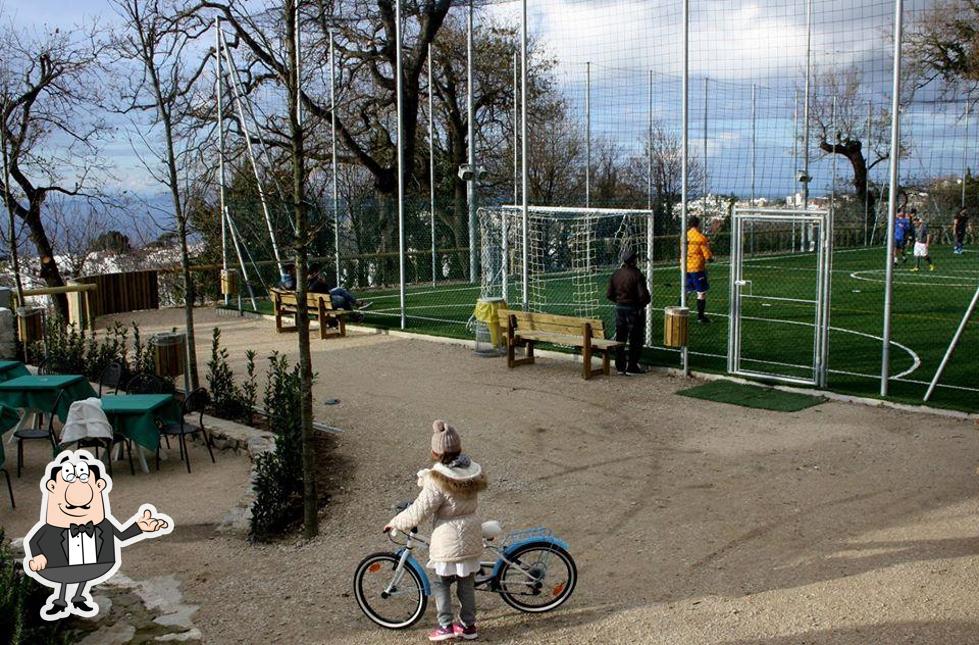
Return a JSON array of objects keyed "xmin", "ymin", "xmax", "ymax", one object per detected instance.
[
  {"xmin": 676, "ymin": 379, "xmax": 825, "ymax": 412},
  {"xmin": 222, "ymin": 244, "xmax": 979, "ymax": 412}
]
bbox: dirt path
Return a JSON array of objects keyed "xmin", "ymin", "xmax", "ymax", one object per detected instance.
[{"xmin": 76, "ymin": 308, "xmax": 979, "ymax": 643}]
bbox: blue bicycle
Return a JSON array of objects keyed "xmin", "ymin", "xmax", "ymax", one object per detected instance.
[{"xmin": 354, "ymin": 503, "xmax": 577, "ymax": 629}]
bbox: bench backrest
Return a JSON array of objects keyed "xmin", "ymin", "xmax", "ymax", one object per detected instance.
[
  {"xmin": 271, "ymin": 288, "xmax": 335, "ymax": 311},
  {"xmin": 498, "ymin": 308, "xmax": 606, "ymax": 339}
]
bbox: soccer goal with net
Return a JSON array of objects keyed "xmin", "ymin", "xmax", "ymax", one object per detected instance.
[{"xmin": 478, "ymin": 205, "xmax": 655, "ymax": 341}]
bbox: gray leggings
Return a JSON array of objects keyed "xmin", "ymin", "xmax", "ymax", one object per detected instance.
[{"xmin": 431, "ymin": 573, "xmax": 476, "ymax": 628}]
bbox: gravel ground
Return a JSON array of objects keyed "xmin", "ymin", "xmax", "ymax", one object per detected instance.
[{"xmin": 19, "ymin": 307, "xmax": 979, "ymax": 645}]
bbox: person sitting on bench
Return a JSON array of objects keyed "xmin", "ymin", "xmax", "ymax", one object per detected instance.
[
  {"xmin": 279, "ymin": 263, "xmax": 297, "ymax": 290},
  {"xmin": 307, "ymin": 264, "xmax": 370, "ymax": 321}
]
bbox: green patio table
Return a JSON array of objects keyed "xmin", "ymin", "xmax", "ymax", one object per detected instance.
[
  {"xmin": 0, "ymin": 374, "xmax": 97, "ymax": 423},
  {"xmin": 0, "ymin": 361, "xmax": 29, "ymax": 383},
  {"xmin": 100, "ymin": 394, "xmax": 181, "ymax": 453}
]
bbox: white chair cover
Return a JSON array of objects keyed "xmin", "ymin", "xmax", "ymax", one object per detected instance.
[{"xmin": 59, "ymin": 397, "xmax": 113, "ymax": 445}]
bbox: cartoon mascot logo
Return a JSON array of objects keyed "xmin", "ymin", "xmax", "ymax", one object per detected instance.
[{"xmin": 22, "ymin": 449, "xmax": 173, "ymax": 620}]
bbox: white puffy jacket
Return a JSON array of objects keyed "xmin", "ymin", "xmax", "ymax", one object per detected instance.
[{"xmin": 389, "ymin": 458, "xmax": 488, "ymax": 563}]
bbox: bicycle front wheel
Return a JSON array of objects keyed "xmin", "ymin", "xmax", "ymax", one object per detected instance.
[
  {"xmin": 496, "ymin": 542, "xmax": 577, "ymax": 612},
  {"xmin": 354, "ymin": 552, "xmax": 428, "ymax": 629}
]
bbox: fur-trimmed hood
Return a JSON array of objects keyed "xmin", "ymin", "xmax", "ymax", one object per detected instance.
[
  {"xmin": 417, "ymin": 457, "xmax": 487, "ymax": 495},
  {"xmin": 390, "ymin": 454, "xmax": 487, "ymax": 563}
]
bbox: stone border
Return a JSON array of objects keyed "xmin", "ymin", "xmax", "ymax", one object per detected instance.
[{"xmin": 199, "ymin": 413, "xmax": 275, "ymax": 535}]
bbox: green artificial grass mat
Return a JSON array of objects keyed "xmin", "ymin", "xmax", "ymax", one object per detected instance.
[{"xmin": 676, "ymin": 379, "xmax": 826, "ymax": 412}]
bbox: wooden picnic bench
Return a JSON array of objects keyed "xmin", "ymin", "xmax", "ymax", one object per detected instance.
[
  {"xmin": 270, "ymin": 288, "xmax": 348, "ymax": 340},
  {"xmin": 497, "ymin": 309, "xmax": 624, "ymax": 380}
]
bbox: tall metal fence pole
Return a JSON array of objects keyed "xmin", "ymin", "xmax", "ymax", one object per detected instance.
[
  {"xmin": 585, "ymin": 61, "xmax": 591, "ymax": 208},
  {"xmin": 803, "ymin": 0, "xmax": 812, "ymax": 217},
  {"xmin": 963, "ymin": 104, "xmax": 971, "ymax": 208},
  {"xmin": 831, "ymin": 97, "xmax": 838, "ymax": 210},
  {"xmin": 646, "ymin": 69, "xmax": 654, "ymax": 346},
  {"xmin": 429, "ymin": 43, "xmax": 437, "ymax": 287},
  {"xmin": 748, "ymin": 83, "xmax": 758, "ymax": 253},
  {"xmin": 881, "ymin": 0, "xmax": 904, "ymax": 396},
  {"xmin": 680, "ymin": 0, "xmax": 690, "ymax": 375},
  {"xmin": 702, "ymin": 76, "xmax": 708, "ymax": 215},
  {"xmin": 513, "ymin": 51, "xmax": 519, "ymax": 206},
  {"xmin": 793, "ymin": 90, "xmax": 799, "ymax": 249},
  {"xmin": 467, "ymin": 0, "xmax": 477, "ymax": 284},
  {"xmin": 215, "ymin": 18, "xmax": 229, "ymax": 307},
  {"xmin": 865, "ymin": 99, "xmax": 872, "ymax": 245},
  {"xmin": 331, "ymin": 32, "xmax": 341, "ymax": 285},
  {"xmin": 396, "ymin": 0, "xmax": 406, "ymax": 329},
  {"xmin": 520, "ymin": 0, "xmax": 529, "ymax": 310}
]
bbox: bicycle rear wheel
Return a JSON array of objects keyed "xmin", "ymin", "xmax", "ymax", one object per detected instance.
[
  {"xmin": 496, "ymin": 542, "xmax": 577, "ymax": 612},
  {"xmin": 354, "ymin": 552, "xmax": 427, "ymax": 629}
]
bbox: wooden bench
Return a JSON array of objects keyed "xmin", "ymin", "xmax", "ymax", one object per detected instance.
[
  {"xmin": 270, "ymin": 288, "xmax": 348, "ymax": 340},
  {"xmin": 497, "ymin": 309, "xmax": 624, "ymax": 380}
]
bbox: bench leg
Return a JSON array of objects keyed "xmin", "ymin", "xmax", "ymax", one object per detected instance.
[
  {"xmin": 338, "ymin": 316, "xmax": 346, "ymax": 337},
  {"xmin": 582, "ymin": 341, "xmax": 592, "ymax": 380},
  {"xmin": 602, "ymin": 350, "xmax": 611, "ymax": 376}
]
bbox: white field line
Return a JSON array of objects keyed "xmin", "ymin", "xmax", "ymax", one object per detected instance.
[{"xmin": 849, "ymin": 268, "xmax": 979, "ymax": 288}]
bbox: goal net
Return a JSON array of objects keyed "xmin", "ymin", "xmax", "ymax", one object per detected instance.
[{"xmin": 478, "ymin": 205, "xmax": 654, "ymax": 322}]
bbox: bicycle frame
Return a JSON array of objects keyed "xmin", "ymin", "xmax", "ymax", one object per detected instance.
[{"xmin": 388, "ymin": 528, "xmax": 569, "ymax": 597}]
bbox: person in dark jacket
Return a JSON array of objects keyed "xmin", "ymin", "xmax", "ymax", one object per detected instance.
[{"xmin": 606, "ymin": 247, "xmax": 652, "ymax": 375}]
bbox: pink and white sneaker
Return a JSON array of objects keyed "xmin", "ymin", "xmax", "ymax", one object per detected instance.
[
  {"xmin": 454, "ymin": 623, "xmax": 479, "ymax": 640},
  {"xmin": 428, "ymin": 625, "xmax": 456, "ymax": 641}
]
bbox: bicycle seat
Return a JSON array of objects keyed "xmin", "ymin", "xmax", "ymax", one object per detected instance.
[
  {"xmin": 481, "ymin": 520, "xmax": 503, "ymax": 540},
  {"xmin": 393, "ymin": 500, "xmax": 412, "ymax": 513}
]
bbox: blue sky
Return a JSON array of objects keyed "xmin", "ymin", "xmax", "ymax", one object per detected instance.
[
  {"xmin": 5, "ymin": 0, "xmax": 109, "ymax": 25},
  {"xmin": 5, "ymin": 0, "xmax": 974, "ymax": 207}
]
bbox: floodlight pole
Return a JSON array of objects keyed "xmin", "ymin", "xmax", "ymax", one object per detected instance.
[
  {"xmin": 646, "ymin": 69, "xmax": 654, "ymax": 346},
  {"xmin": 429, "ymin": 44, "xmax": 437, "ymax": 288},
  {"xmin": 467, "ymin": 0, "xmax": 477, "ymax": 284},
  {"xmin": 680, "ymin": 0, "xmax": 690, "ymax": 375},
  {"xmin": 585, "ymin": 61, "xmax": 591, "ymax": 208},
  {"xmin": 881, "ymin": 0, "xmax": 904, "ymax": 397},
  {"xmin": 331, "ymin": 32, "xmax": 341, "ymax": 285},
  {"xmin": 396, "ymin": 0, "xmax": 406, "ymax": 329},
  {"xmin": 520, "ymin": 0, "xmax": 529, "ymax": 310}
]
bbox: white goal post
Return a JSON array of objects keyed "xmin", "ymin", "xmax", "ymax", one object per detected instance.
[{"xmin": 478, "ymin": 205, "xmax": 656, "ymax": 343}]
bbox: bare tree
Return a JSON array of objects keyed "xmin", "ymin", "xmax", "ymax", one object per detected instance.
[
  {"xmin": 0, "ymin": 23, "xmax": 108, "ymax": 317},
  {"xmin": 194, "ymin": 0, "xmax": 454, "ymax": 278},
  {"xmin": 112, "ymin": 0, "xmax": 214, "ymax": 390},
  {"xmin": 906, "ymin": 0, "xmax": 979, "ymax": 98},
  {"xmin": 807, "ymin": 65, "xmax": 898, "ymax": 228}
]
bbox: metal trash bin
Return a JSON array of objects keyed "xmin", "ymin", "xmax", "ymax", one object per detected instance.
[{"xmin": 152, "ymin": 332, "xmax": 187, "ymax": 379}]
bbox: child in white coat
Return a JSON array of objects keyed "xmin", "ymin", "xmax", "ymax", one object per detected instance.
[{"xmin": 385, "ymin": 421, "xmax": 488, "ymax": 641}]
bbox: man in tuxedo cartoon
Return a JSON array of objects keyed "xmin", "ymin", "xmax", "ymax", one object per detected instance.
[{"xmin": 23, "ymin": 450, "xmax": 173, "ymax": 620}]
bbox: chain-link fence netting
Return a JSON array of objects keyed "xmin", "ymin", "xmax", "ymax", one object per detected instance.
[{"xmin": 203, "ymin": 0, "xmax": 979, "ymax": 411}]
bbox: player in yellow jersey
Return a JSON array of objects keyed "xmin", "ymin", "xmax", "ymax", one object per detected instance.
[{"xmin": 685, "ymin": 216, "xmax": 714, "ymax": 323}]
